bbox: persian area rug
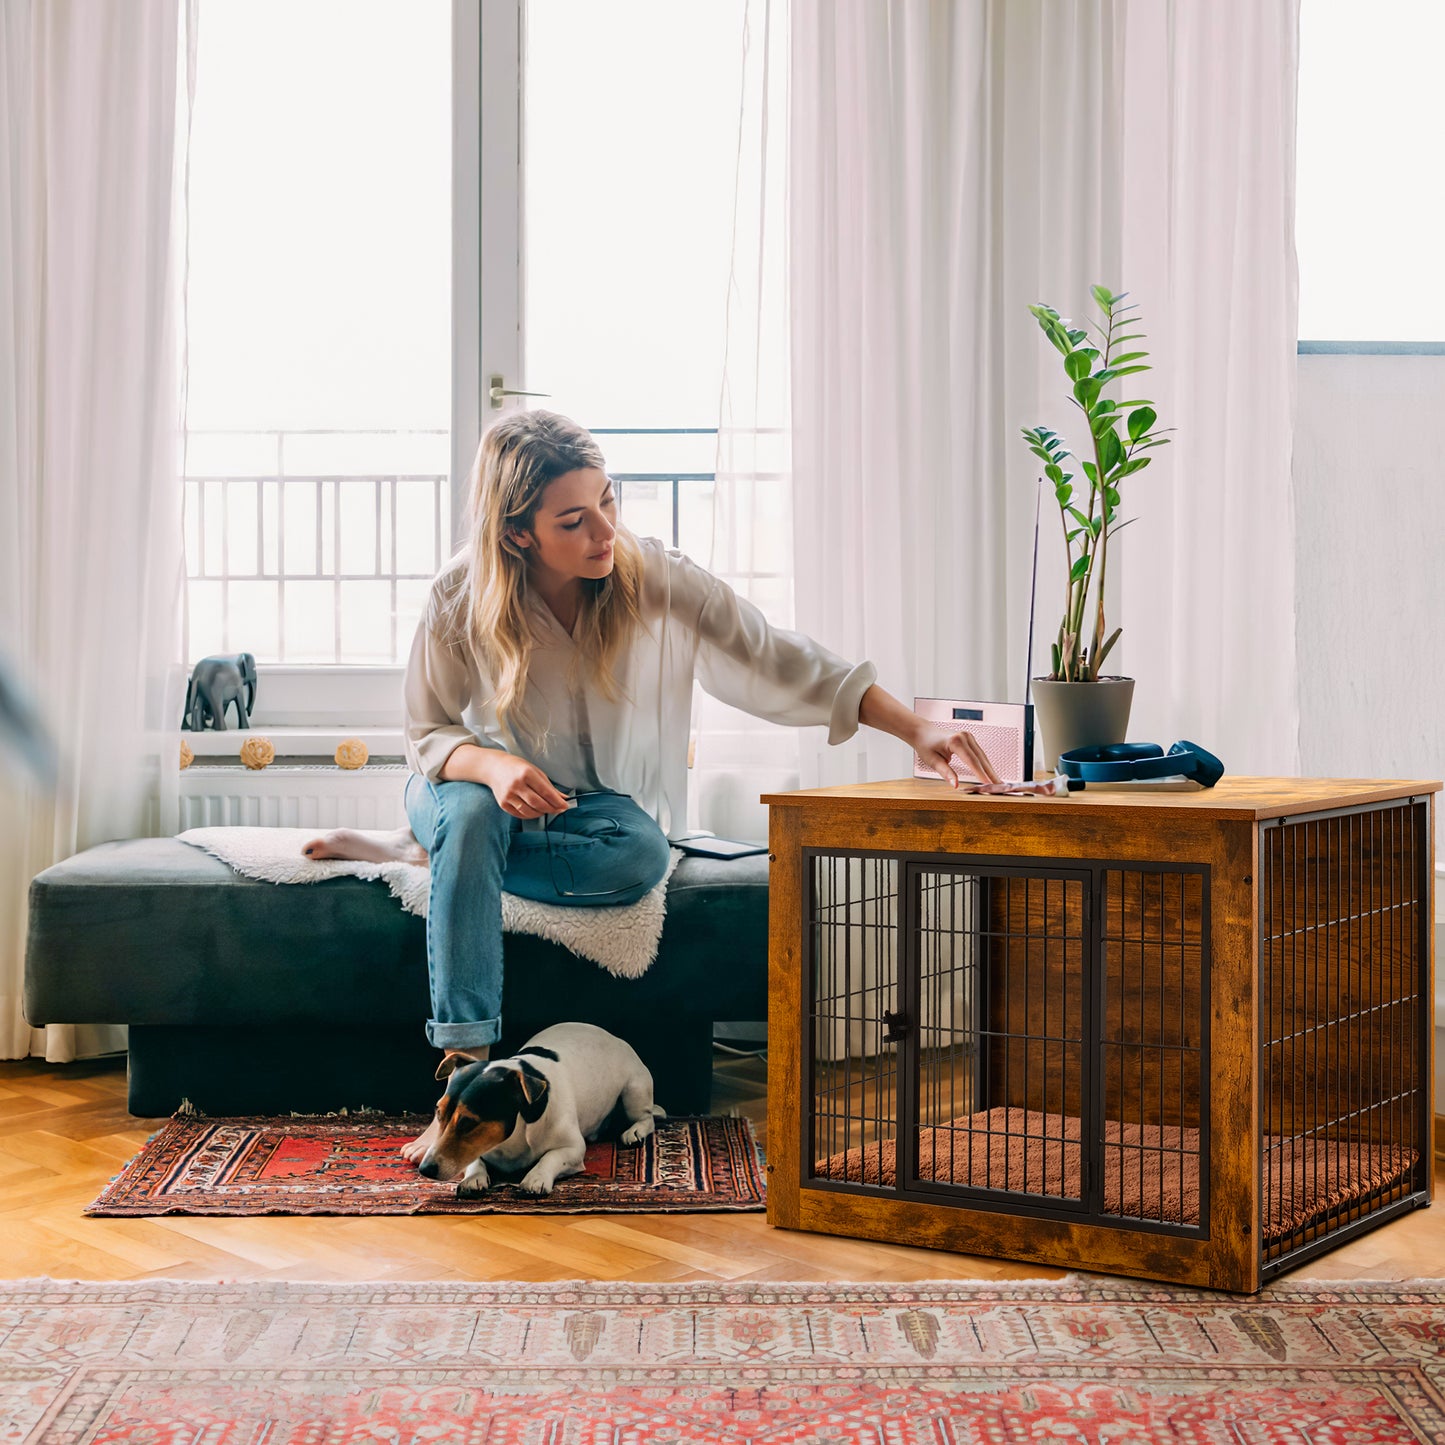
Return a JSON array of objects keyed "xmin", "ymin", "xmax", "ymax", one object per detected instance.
[
  {"xmin": 4, "ymin": 1278, "xmax": 1444, "ymax": 1443},
  {"xmin": 87, "ymin": 1114, "xmax": 765, "ymax": 1217}
]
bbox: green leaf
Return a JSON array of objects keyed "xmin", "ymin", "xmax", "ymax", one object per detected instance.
[
  {"xmin": 1116, "ymin": 455, "xmax": 1153, "ymax": 477},
  {"xmin": 1066, "ymin": 327, "xmax": 1088, "ymax": 347},
  {"xmin": 1028, "ymin": 445, "xmax": 1053, "ymax": 464},
  {"xmin": 1108, "ymin": 364, "xmax": 1151, "ymax": 377},
  {"xmin": 1074, "ymin": 376, "xmax": 1102, "ymax": 409},
  {"xmin": 1090, "ymin": 283, "xmax": 1116, "ymax": 310},
  {"xmin": 1095, "ymin": 626, "xmax": 1122, "ymax": 670},
  {"xmin": 1104, "ymin": 486, "xmax": 1121, "ymax": 509},
  {"xmin": 1065, "ymin": 527, "xmax": 1083, "ymax": 542},
  {"xmin": 1070, "ymin": 555, "xmax": 1090, "ymax": 581},
  {"xmin": 1064, "ymin": 350, "xmax": 1092, "ymax": 381},
  {"xmin": 1107, "ymin": 517, "xmax": 1138, "ymax": 537},
  {"xmin": 1044, "ymin": 462, "xmax": 1063, "ymax": 484},
  {"xmin": 1089, "ymin": 516, "xmax": 1103, "ymax": 538},
  {"xmin": 1065, "ymin": 504, "xmax": 1091, "ymax": 530},
  {"xmin": 1127, "ymin": 405, "xmax": 1157, "ymax": 441},
  {"xmin": 1081, "ymin": 461, "xmax": 1098, "ymax": 485},
  {"xmin": 1050, "ymin": 641, "xmax": 1061, "ymax": 677},
  {"xmin": 1109, "ymin": 333, "xmax": 1147, "ymax": 345},
  {"xmin": 1110, "ymin": 351, "xmax": 1150, "ymax": 365},
  {"xmin": 1099, "ymin": 428, "xmax": 1123, "ymax": 473}
]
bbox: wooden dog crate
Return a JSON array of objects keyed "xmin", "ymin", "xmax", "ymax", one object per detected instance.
[{"xmin": 764, "ymin": 778, "xmax": 1437, "ymax": 1292}]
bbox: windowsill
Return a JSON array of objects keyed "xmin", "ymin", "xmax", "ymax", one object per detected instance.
[
  {"xmin": 181, "ymin": 725, "xmax": 405, "ymax": 759},
  {"xmin": 1298, "ymin": 340, "xmax": 1445, "ymax": 355}
]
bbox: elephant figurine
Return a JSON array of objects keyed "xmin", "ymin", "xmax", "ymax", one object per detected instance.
[{"xmin": 182, "ymin": 653, "xmax": 257, "ymax": 731}]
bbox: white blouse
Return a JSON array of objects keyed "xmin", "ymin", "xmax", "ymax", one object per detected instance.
[{"xmin": 403, "ymin": 536, "xmax": 877, "ymax": 839}]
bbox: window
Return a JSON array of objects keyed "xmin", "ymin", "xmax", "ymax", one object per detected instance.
[
  {"xmin": 522, "ymin": 0, "xmax": 746, "ymax": 562},
  {"xmin": 182, "ymin": 0, "xmax": 751, "ymax": 706},
  {"xmin": 1296, "ymin": 0, "xmax": 1445, "ymax": 346},
  {"xmin": 182, "ymin": 0, "xmax": 453, "ymax": 668}
]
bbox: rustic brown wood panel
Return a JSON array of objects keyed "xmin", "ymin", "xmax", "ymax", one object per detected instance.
[
  {"xmin": 767, "ymin": 781, "xmax": 1435, "ymax": 1292},
  {"xmin": 796, "ymin": 1187, "xmax": 1226, "ymax": 1289},
  {"xmin": 1204, "ymin": 820, "xmax": 1260, "ymax": 1293},
  {"xmin": 765, "ymin": 777, "xmax": 1441, "ymax": 821},
  {"xmin": 765, "ymin": 806, "xmax": 803, "ymax": 1230}
]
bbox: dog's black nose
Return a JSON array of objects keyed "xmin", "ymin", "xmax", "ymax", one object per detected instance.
[{"xmin": 417, "ymin": 1159, "xmax": 439, "ymax": 1180}]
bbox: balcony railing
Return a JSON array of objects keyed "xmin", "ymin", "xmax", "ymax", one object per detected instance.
[{"xmin": 183, "ymin": 426, "xmax": 723, "ymax": 666}]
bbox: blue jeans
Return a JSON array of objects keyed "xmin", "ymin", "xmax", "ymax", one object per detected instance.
[{"xmin": 403, "ymin": 774, "xmax": 672, "ymax": 1050}]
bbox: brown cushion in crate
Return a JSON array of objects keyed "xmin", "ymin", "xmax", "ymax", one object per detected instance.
[
  {"xmin": 1261, "ymin": 1138, "xmax": 1419, "ymax": 1244},
  {"xmin": 816, "ymin": 1107, "xmax": 1419, "ymax": 1236},
  {"xmin": 817, "ymin": 1107, "xmax": 1200, "ymax": 1224}
]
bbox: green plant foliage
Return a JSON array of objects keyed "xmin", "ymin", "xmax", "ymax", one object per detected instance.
[{"xmin": 1021, "ymin": 286, "xmax": 1172, "ymax": 682}]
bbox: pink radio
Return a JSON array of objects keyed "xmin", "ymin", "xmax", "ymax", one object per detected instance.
[{"xmin": 912, "ymin": 698, "xmax": 1035, "ymax": 784}]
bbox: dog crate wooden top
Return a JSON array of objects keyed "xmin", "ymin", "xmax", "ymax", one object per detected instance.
[{"xmin": 762, "ymin": 776, "xmax": 1440, "ymax": 823}]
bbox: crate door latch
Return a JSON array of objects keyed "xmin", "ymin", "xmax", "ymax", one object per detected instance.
[{"xmin": 882, "ymin": 1010, "xmax": 910, "ymax": 1043}]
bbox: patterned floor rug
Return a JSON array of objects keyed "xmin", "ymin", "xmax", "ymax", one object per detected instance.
[
  {"xmin": 3, "ymin": 1277, "xmax": 1443, "ymax": 1442},
  {"xmin": 87, "ymin": 1114, "xmax": 765, "ymax": 1216}
]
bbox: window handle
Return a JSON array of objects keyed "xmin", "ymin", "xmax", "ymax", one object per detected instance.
[{"xmin": 489, "ymin": 375, "xmax": 552, "ymax": 409}]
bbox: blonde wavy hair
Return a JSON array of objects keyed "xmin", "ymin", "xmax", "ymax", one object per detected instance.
[{"xmin": 437, "ymin": 410, "xmax": 644, "ymax": 744}]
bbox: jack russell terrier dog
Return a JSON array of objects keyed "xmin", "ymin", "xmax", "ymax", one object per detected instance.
[{"xmin": 417, "ymin": 1022, "xmax": 665, "ymax": 1197}]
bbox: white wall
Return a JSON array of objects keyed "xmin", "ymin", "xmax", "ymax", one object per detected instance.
[{"xmin": 1294, "ymin": 353, "xmax": 1445, "ymax": 1112}]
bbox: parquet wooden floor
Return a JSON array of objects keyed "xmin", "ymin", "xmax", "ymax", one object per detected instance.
[{"xmin": 0, "ymin": 1054, "xmax": 1439, "ymax": 1284}]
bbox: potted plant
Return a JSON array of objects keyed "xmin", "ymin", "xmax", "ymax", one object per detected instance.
[{"xmin": 1021, "ymin": 285, "xmax": 1171, "ymax": 769}]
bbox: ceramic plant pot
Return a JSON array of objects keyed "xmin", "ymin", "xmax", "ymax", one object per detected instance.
[{"xmin": 1030, "ymin": 675, "xmax": 1135, "ymax": 772}]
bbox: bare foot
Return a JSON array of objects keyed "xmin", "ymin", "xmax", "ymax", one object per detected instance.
[
  {"xmin": 301, "ymin": 826, "xmax": 428, "ymax": 864},
  {"xmin": 401, "ymin": 1115, "xmax": 441, "ymax": 1165}
]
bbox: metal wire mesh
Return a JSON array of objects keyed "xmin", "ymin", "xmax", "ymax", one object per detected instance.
[
  {"xmin": 807, "ymin": 853, "xmax": 1206, "ymax": 1230},
  {"xmin": 1260, "ymin": 802, "xmax": 1428, "ymax": 1271},
  {"xmin": 807, "ymin": 853, "xmax": 901, "ymax": 1183}
]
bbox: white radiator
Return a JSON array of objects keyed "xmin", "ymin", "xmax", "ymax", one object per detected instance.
[{"xmin": 177, "ymin": 764, "xmax": 410, "ymax": 830}]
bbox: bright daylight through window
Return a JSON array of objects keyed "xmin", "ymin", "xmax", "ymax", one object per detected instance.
[
  {"xmin": 1296, "ymin": 0, "xmax": 1445, "ymax": 344},
  {"xmin": 183, "ymin": 0, "xmax": 749, "ymax": 672},
  {"xmin": 183, "ymin": 0, "xmax": 451, "ymax": 667}
]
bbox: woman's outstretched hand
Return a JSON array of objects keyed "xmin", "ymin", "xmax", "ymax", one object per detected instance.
[
  {"xmin": 857, "ymin": 684, "xmax": 1006, "ymax": 786},
  {"xmin": 913, "ymin": 726, "xmax": 1003, "ymax": 788}
]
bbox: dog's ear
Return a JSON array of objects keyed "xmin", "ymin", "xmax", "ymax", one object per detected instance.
[
  {"xmin": 435, "ymin": 1050, "xmax": 480, "ymax": 1082},
  {"xmin": 511, "ymin": 1059, "xmax": 551, "ymax": 1123}
]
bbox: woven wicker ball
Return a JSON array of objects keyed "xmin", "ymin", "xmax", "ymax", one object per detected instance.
[
  {"xmin": 334, "ymin": 737, "xmax": 369, "ymax": 770},
  {"xmin": 239, "ymin": 735, "xmax": 275, "ymax": 770},
  {"xmin": 179, "ymin": 739, "xmax": 194, "ymax": 770}
]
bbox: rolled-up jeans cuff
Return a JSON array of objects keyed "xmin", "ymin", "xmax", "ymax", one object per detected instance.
[{"xmin": 426, "ymin": 1018, "xmax": 503, "ymax": 1049}]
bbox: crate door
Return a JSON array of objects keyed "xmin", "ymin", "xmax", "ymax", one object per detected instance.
[
  {"xmin": 906, "ymin": 865, "xmax": 1091, "ymax": 1210},
  {"xmin": 805, "ymin": 852, "xmax": 903, "ymax": 1187}
]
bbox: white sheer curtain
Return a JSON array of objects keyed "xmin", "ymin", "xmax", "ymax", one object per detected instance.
[
  {"xmin": 0, "ymin": 0, "xmax": 194, "ymax": 1060},
  {"xmin": 782, "ymin": 0, "xmax": 1300, "ymax": 788},
  {"xmin": 1118, "ymin": 2, "xmax": 1301, "ymax": 773},
  {"xmin": 699, "ymin": 0, "xmax": 794, "ymax": 842}
]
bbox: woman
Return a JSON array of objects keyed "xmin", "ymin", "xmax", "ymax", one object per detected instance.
[{"xmin": 304, "ymin": 410, "xmax": 995, "ymax": 1163}]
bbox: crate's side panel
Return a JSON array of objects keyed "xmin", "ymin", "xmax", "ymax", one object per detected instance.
[
  {"xmin": 1259, "ymin": 800, "xmax": 1433, "ymax": 1276},
  {"xmin": 1428, "ymin": 793, "xmax": 1437, "ymax": 1194},
  {"xmin": 766, "ymin": 805, "xmax": 803, "ymax": 1229}
]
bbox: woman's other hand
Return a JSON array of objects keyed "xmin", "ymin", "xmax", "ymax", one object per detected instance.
[
  {"xmin": 439, "ymin": 743, "xmax": 571, "ymax": 818},
  {"xmin": 914, "ymin": 727, "xmax": 1003, "ymax": 788},
  {"xmin": 486, "ymin": 754, "xmax": 572, "ymax": 819}
]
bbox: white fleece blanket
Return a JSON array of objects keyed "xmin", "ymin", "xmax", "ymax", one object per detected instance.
[{"xmin": 176, "ymin": 827, "xmax": 683, "ymax": 980}]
